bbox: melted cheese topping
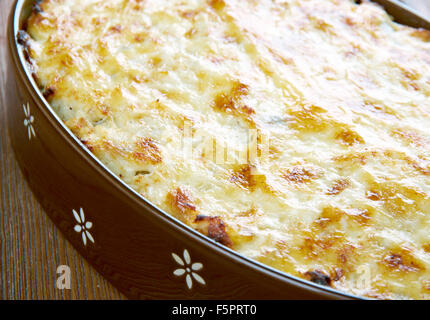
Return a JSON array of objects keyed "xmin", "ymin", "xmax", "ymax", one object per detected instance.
[{"xmin": 25, "ymin": 0, "xmax": 430, "ymax": 299}]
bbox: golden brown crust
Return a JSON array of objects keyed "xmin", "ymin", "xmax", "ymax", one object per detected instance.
[
  {"xmin": 24, "ymin": 0, "xmax": 430, "ymax": 299},
  {"xmin": 167, "ymin": 187, "xmax": 197, "ymax": 224},
  {"xmin": 194, "ymin": 215, "xmax": 233, "ymax": 247},
  {"xmin": 282, "ymin": 166, "xmax": 322, "ymax": 184},
  {"xmin": 304, "ymin": 270, "xmax": 332, "ymax": 287},
  {"xmin": 326, "ymin": 179, "xmax": 351, "ymax": 195}
]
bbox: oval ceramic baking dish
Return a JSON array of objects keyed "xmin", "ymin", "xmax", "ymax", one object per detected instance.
[{"xmin": 6, "ymin": 0, "xmax": 430, "ymax": 299}]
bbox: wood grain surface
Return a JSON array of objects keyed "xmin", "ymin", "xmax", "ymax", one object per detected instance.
[{"xmin": 1, "ymin": 0, "xmax": 429, "ymax": 300}]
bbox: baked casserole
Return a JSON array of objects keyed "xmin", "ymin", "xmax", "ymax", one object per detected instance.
[{"xmin": 20, "ymin": 0, "xmax": 430, "ymax": 299}]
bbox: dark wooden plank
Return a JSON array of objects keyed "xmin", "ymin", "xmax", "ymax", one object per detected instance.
[{"xmin": 1, "ymin": 0, "xmax": 429, "ymax": 300}]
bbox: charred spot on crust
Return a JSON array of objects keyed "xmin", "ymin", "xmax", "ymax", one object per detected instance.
[
  {"xmin": 133, "ymin": 137, "xmax": 162, "ymax": 164},
  {"xmin": 17, "ymin": 30, "xmax": 30, "ymax": 46},
  {"xmin": 382, "ymin": 251, "xmax": 423, "ymax": 273},
  {"xmin": 135, "ymin": 170, "xmax": 151, "ymax": 176},
  {"xmin": 33, "ymin": 0, "xmax": 44, "ymax": 14},
  {"xmin": 335, "ymin": 128, "xmax": 364, "ymax": 146},
  {"xmin": 229, "ymin": 164, "xmax": 256, "ymax": 190},
  {"xmin": 229, "ymin": 164, "xmax": 273, "ymax": 193},
  {"xmin": 22, "ymin": 48, "xmax": 32, "ymax": 63},
  {"xmin": 241, "ymin": 105, "xmax": 255, "ymax": 115},
  {"xmin": 384, "ymin": 254, "xmax": 404, "ymax": 269},
  {"xmin": 212, "ymin": 81, "xmax": 255, "ymax": 125},
  {"xmin": 109, "ymin": 25, "xmax": 123, "ymax": 33},
  {"xmin": 169, "ymin": 187, "xmax": 197, "ymax": 214},
  {"xmin": 213, "ymin": 82, "xmax": 248, "ymax": 112},
  {"xmin": 17, "ymin": 30, "xmax": 32, "ymax": 60},
  {"xmin": 17, "ymin": 30, "xmax": 38, "ymax": 79},
  {"xmin": 326, "ymin": 178, "xmax": 350, "ymax": 195},
  {"xmin": 365, "ymin": 189, "xmax": 379, "ymax": 201},
  {"xmin": 80, "ymin": 139, "xmax": 94, "ymax": 152},
  {"xmin": 304, "ymin": 270, "xmax": 332, "ymax": 286},
  {"xmin": 282, "ymin": 166, "xmax": 320, "ymax": 184},
  {"xmin": 195, "ymin": 215, "xmax": 233, "ymax": 247},
  {"xmin": 43, "ymin": 86, "xmax": 56, "ymax": 100}
]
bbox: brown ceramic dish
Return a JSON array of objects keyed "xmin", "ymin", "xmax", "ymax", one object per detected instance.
[{"xmin": 6, "ymin": 0, "xmax": 430, "ymax": 300}]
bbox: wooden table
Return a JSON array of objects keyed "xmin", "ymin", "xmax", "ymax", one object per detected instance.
[{"xmin": 1, "ymin": 0, "xmax": 429, "ymax": 300}]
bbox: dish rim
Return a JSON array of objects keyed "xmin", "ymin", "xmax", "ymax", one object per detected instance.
[{"xmin": 9, "ymin": 0, "xmax": 429, "ymax": 300}]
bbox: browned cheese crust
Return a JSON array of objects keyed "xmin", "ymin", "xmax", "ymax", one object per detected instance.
[{"xmin": 23, "ymin": 0, "xmax": 430, "ymax": 299}]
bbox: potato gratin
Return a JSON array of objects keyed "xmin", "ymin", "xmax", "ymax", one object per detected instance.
[{"xmin": 22, "ymin": 0, "xmax": 430, "ymax": 299}]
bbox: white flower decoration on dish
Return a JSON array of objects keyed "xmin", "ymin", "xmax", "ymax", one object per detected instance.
[
  {"xmin": 73, "ymin": 208, "xmax": 94, "ymax": 246},
  {"xmin": 172, "ymin": 249, "xmax": 205, "ymax": 289},
  {"xmin": 23, "ymin": 102, "xmax": 35, "ymax": 140}
]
